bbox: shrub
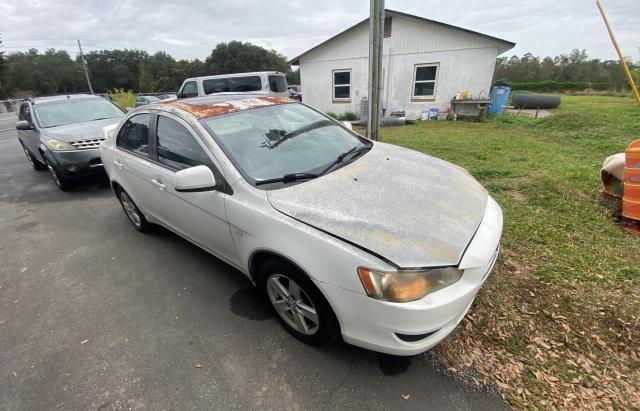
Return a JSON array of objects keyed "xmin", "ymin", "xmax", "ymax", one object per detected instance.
[
  {"xmin": 109, "ymin": 88, "xmax": 136, "ymax": 110},
  {"xmin": 325, "ymin": 111, "xmax": 359, "ymax": 121}
]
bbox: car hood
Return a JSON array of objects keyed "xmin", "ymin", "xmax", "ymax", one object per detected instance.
[
  {"xmin": 266, "ymin": 142, "xmax": 488, "ymax": 268},
  {"xmin": 41, "ymin": 118, "xmax": 122, "ymax": 142}
]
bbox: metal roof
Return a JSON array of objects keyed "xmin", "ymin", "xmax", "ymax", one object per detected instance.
[{"xmin": 288, "ymin": 9, "xmax": 516, "ymax": 65}]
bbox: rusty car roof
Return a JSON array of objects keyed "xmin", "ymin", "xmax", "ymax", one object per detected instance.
[{"xmin": 159, "ymin": 94, "xmax": 294, "ymax": 119}]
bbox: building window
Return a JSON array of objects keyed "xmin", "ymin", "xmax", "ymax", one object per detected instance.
[
  {"xmin": 412, "ymin": 64, "xmax": 439, "ymax": 99},
  {"xmin": 333, "ymin": 70, "xmax": 351, "ymax": 101},
  {"xmin": 384, "ymin": 16, "xmax": 392, "ymax": 38}
]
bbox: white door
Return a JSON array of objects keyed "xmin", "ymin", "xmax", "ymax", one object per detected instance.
[
  {"xmin": 147, "ymin": 113, "xmax": 238, "ymax": 266},
  {"xmin": 112, "ymin": 113, "xmax": 158, "ymax": 218}
]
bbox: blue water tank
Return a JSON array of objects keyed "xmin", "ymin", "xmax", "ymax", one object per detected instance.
[{"xmin": 488, "ymin": 86, "xmax": 511, "ymax": 114}]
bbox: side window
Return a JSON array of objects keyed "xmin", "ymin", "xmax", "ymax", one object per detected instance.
[
  {"xmin": 268, "ymin": 75, "xmax": 287, "ymax": 93},
  {"xmin": 23, "ymin": 104, "xmax": 34, "ymax": 127},
  {"xmin": 18, "ymin": 104, "xmax": 26, "ymax": 121},
  {"xmin": 116, "ymin": 114, "xmax": 151, "ymax": 158},
  {"xmin": 412, "ymin": 64, "xmax": 439, "ymax": 99},
  {"xmin": 227, "ymin": 76, "xmax": 261, "ymax": 92},
  {"xmin": 180, "ymin": 81, "xmax": 199, "ymax": 98},
  {"xmin": 156, "ymin": 116, "xmax": 215, "ymax": 171},
  {"xmin": 203, "ymin": 79, "xmax": 228, "ymax": 94}
]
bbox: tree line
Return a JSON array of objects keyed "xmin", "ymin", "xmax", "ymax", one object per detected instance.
[
  {"xmin": 0, "ymin": 41, "xmax": 299, "ymax": 99},
  {"xmin": 1, "ymin": 44, "xmax": 637, "ymax": 99},
  {"xmin": 494, "ymin": 49, "xmax": 639, "ymax": 90}
]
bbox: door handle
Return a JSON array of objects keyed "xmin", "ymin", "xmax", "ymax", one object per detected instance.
[
  {"xmin": 113, "ymin": 159, "xmax": 123, "ymax": 169},
  {"xmin": 151, "ymin": 178, "xmax": 166, "ymax": 191}
]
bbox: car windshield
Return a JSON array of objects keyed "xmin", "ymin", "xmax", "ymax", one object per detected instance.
[
  {"xmin": 34, "ymin": 98, "xmax": 124, "ymax": 128},
  {"xmin": 202, "ymin": 103, "xmax": 369, "ymax": 184}
]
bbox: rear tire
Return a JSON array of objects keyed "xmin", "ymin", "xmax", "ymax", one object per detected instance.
[
  {"xmin": 44, "ymin": 159, "xmax": 72, "ymax": 191},
  {"xmin": 115, "ymin": 187, "xmax": 150, "ymax": 232},
  {"xmin": 258, "ymin": 258, "xmax": 339, "ymax": 345}
]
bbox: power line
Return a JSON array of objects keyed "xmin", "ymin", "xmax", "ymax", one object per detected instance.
[
  {"xmin": 100, "ymin": 0, "xmax": 126, "ymax": 39},
  {"xmin": 111, "ymin": 0, "xmax": 150, "ymax": 48}
]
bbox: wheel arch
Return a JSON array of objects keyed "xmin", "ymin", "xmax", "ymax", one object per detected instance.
[{"xmin": 248, "ymin": 249, "xmax": 305, "ymax": 285}]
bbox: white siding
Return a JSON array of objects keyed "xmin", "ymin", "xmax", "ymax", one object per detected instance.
[
  {"xmin": 390, "ymin": 15, "xmax": 508, "ymax": 55},
  {"xmin": 298, "ymin": 13, "xmax": 508, "ymax": 119},
  {"xmin": 385, "ymin": 47, "xmax": 498, "ymax": 118}
]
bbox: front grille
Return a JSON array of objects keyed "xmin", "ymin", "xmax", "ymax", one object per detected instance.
[{"xmin": 69, "ymin": 138, "xmax": 105, "ymax": 149}]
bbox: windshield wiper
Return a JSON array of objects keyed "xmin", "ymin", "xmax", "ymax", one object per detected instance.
[
  {"xmin": 319, "ymin": 145, "xmax": 370, "ymax": 175},
  {"xmin": 255, "ymin": 172, "xmax": 320, "ymax": 186}
]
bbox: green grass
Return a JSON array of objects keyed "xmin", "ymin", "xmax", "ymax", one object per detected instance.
[{"xmin": 379, "ymin": 95, "xmax": 640, "ymax": 409}]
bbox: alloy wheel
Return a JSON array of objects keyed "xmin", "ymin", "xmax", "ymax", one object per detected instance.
[
  {"xmin": 119, "ymin": 191, "xmax": 142, "ymax": 228},
  {"xmin": 267, "ymin": 274, "xmax": 319, "ymax": 335},
  {"xmin": 45, "ymin": 160, "xmax": 61, "ymax": 187}
]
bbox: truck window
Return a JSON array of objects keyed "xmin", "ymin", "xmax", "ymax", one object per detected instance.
[
  {"xmin": 268, "ymin": 75, "xmax": 287, "ymax": 93},
  {"xmin": 203, "ymin": 76, "xmax": 262, "ymax": 94},
  {"xmin": 180, "ymin": 81, "xmax": 198, "ymax": 98}
]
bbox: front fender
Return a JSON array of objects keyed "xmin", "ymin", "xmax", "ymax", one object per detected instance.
[{"xmin": 225, "ymin": 181, "xmax": 395, "ymax": 295}]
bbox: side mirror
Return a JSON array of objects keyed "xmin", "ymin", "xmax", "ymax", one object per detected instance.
[
  {"xmin": 174, "ymin": 165, "xmax": 217, "ymax": 192},
  {"xmin": 103, "ymin": 123, "xmax": 118, "ymax": 139},
  {"xmin": 126, "ymin": 107, "xmax": 134, "ymax": 113},
  {"xmin": 16, "ymin": 120, "xmax": 32, "ymax": 131},
  {"xmin": 341, "ymin": 121, "xmax": 353, "ymax": 131}
]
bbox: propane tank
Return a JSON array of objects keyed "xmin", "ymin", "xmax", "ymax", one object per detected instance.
[{"xmin": 622, "ymin": 139, "xmax": 640, "ymax": 221}]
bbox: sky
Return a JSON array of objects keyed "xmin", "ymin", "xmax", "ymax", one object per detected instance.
[{"xmin": 0, "ymin": 0, "xmax": 638, "ymax": 62}]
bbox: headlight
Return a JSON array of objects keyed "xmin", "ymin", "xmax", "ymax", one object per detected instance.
[
  {"xmin": 45, "ymin": 139, "xmax": 76, "ymax": 151},
  {"xmin": 357, "ymin": 266, "xmax": 463, "ymax": 302}
]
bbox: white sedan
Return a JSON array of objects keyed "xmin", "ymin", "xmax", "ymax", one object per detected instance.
[{"xmin": 100, "ymin": 95, "xmax": 502, "ymax": 356}]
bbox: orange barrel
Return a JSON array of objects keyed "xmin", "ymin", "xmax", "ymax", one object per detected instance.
[{"xmin": 623, "ymin": 140, "xmax": 640, "ymax": 220}]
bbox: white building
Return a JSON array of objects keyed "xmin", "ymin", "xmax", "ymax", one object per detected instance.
[{"xmin": 289, "ymin": 9, "xmax": 515, "ymax": 120}]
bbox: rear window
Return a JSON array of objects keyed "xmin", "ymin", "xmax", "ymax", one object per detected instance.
[
  {"xmin": 203, "ymin": 76, "xmax": 262, "ymax": 94},
  {"xmin": 268, "ymin": 75, "xmax": 287, "ymax": 93}
]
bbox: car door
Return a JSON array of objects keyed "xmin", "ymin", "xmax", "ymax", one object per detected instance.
[
  {"xmin": 146, "ymin": 112, "xmax": 238, "ymax": 265},
  {"xmin": 113, "ymin": 113, "xmax": 158, "ymax": 219},
  {"xmin": 18, "ymin": 103, "xmax": 39, "ymax": 158}
]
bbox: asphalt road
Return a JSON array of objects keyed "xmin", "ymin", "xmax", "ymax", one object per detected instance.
[{"xmin": 0, "ymin": 116, "xmax": 508, "ymax": 410}]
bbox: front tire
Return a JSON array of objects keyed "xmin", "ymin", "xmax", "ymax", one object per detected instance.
[
  {"xmin": 45, "ymin": 159, "xmax": 72, "ymax": 190},
  {"xmin": 259, "ymin": 259, "xmax": 338, "ymax": 345},
  {"xmin": 116, "ymin": 188, "xmax": 150, "ymax": 232},
  {"xmin": 22, "ymin": 145, "xmax": 46, "ymax": 170}
]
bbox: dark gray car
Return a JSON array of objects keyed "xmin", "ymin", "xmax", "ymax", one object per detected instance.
[{"xmin": 16, "ymin": 94, "xmax": 124, "ymax": 190}]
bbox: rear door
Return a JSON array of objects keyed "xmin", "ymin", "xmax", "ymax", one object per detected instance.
[
  {"xmin": 113, "ymin": 113, "xmax": 158, "ymax": 218},
  {"xmin": 146, "ymin": 112, "xmax": 238, "ymax": 265}
]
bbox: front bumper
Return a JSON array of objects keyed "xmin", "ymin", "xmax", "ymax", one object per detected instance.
[
  {"xmin": 319, "ymin": 196, "xmax": 503, "ymax": 356},
  {"xmin": 44, "ymin": 148, "xmax": 104, "ymax": 178}
]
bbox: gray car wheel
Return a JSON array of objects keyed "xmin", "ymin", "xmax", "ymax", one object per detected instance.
[
  {"xmin": 45, "ymin": 159, "xmax": 71, "ymax": 190},
  {"xmin": 22, "ymin": 146, "xmax": 46, "ymax": 170}
]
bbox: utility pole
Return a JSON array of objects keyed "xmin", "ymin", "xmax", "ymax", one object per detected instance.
[
  {"xmin": 367, "ymin": 0, "xmax": 384, "ymax": 141},
  {"xmin": 596, "ymin": 0, "xmax": 640, "ymax": 106},
  {"xmin": 77, "ymin": 39, "xmax": 94, "ymax": 94}
]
